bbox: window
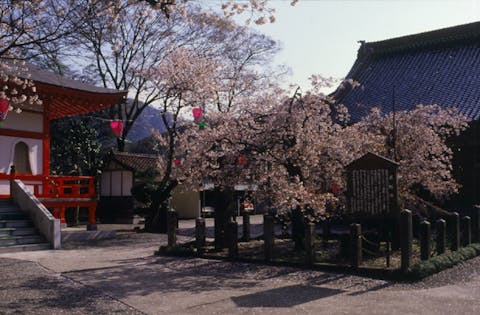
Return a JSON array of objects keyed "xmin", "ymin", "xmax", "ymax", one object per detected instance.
[{"xmin": 13, "ymin": 142, "xmax": 32, "ymax": 174}]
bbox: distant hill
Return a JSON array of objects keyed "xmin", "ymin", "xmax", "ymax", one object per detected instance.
[{"xmin": 126, "ymin": 105, "xmax": 171, "ymax": 141}]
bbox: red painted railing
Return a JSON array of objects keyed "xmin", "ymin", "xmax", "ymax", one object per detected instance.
[
  {"xmin": 1, "ymin": 173, "xmax": 95, "ymax": 199},
  {"xmin": 42, "ymin": 175, "xmax": 96, "ymax": 199}
]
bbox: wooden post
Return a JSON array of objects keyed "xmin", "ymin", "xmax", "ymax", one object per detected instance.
[
  {"xmin": 60, "ymin": 207, "xmax": 67, "ymax": 228},
  {"xmin": 471, "ymin": 205, "xmax": 480, "ymax": 243},
  {"xmin": 449, "ymin": 212, "xmax": 460, "ymax": 251},
  {"xmin": 87, "ymin": 205, "xmax": 97, "ymax": 231},
  {"xmin": 350, "ymin": 223, "xmax": 362, "ymax": 268},
  {"xmin": 9, "ymin": 165, "xmax": 15, "ymax": 201},
  {"xmin": 436, "ymin": 219, "xmax": 446, "ymax": 255},
  {"xmin": 420, "ymin": 220, "xmax": 431, "ymax": 261},
  {"xmin": 227, "ymin": 220, "xmax": 238, "ymax": 258},
  {"xmin": 305, "ymin": 222, "xmax": 315, "ymax": 265},
  {"xmin": 242, "ymin": 212, "xmax": 250, "ymax": 242},
  {"xmin": 264, "ymin": 214, "xmax": 274, "ymax": 262},
  {"xmin": 195, "ymin": 217, "xmax": 206, "ymax": 256},
  {"xmin": 322, "ymin": 220, "xmax": 331, "ymax": 243},
  {"xmin": 167, "ymin": 209, "xmax": 177, "ymax": 247},
  {"xmin": 400, "ymin": 209, "xmax": 413, "ymax": 271},
  {"xmin": 461, "ymin": 216, "xmax": 471, "ymax": 247}
]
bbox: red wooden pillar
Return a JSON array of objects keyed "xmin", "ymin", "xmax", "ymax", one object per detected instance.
[
  {"xmin": 52, "ymin": 207, "xmax": 66, "ymax": 227},
  {"xmin": 87, "ymin": 204, "xmax": 97, "ymax": 231},
  {"xmin": 42, "ymin": 102, "xmax": 50, "ymax": 177}
]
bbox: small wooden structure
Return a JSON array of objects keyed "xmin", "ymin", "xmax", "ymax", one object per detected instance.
[
  {"xmin": 345, "ymin": 152, "xmax": 399, "ymax": 220},
  {"xmin": 0, "ymin": 63, "xmax": 127, "ymax": 229},
  {"xmin": 99, "ymin": 151, "xmax": 158, "ymax": 223}
]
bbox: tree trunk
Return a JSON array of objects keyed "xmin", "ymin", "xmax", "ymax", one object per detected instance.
[
  {"xmin": 144, "ymin": 201, "xmax": 168, "ymax": 233},
  {"xmin": 214, "ymin": 188, "xmax": 235, "ymax": 249},
  {"xmin": 292, "ymin": 207, "xmax": 305, "ymax": 250}
]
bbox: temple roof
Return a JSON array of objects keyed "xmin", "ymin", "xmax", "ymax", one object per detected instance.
[
  {"xmin": 108, "ymin": 151, "xmax": 159, "ymax": 172},
  {"xmin": 332, "ymin": 21, "xmax": 480, "ymax": 122},
  {"xmin": 2, "ymin": 62, "xmax": 128, "ymax": 119}
]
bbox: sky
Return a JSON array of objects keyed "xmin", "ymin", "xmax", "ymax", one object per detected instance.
[{"xmin": 249, "ymin": 0, "xmax": 480, "ymax": 90}]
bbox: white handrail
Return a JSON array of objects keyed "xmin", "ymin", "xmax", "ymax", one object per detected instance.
[{"xmin": 11, "ymin": 180, "xmax": 61, "ymax": 249}]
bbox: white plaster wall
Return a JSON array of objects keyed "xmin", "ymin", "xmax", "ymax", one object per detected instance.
[
  {"xmin": 0, "ymin": 181, "xmax": 9, "ymax": 195},
  {"xmin": 111, "ymin": 171, "xmax": 122, "ymax": 196},
  {"xmin": 0, "ymin": 180, "xmax": 41, "ymax": 195},
  {"xmin": 122, "ymin": 171, "xmax": 132, "ymax": 196},
  {"xmin": 101, "ymin": 172, "xmax": 111, "ymax": 196},
  {"xmin": 2, "ymin": 112, "xmax": 43, "ymax": 132},
  {"xmin": 0, "ymin": 135, "xmax": 42, "ymax": 174},
  {"xmin": 101, "ymin": 170, "xmax": 133, "ymax": 197}
]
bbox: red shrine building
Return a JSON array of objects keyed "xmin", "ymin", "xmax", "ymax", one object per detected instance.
[{"xmin": 0, "ymin": 63, "xmax": 127, "ymax": 230}]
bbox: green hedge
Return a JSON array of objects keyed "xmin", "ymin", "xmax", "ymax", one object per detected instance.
[{"xmin": 407, "ymin": 243, "xmax": 480, "ymax": 279}]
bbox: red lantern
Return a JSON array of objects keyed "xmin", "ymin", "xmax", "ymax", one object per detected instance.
[
  {"xmin": 0, "ymin": 98, "xmax": 9, "ymax": 122},
  {"xmin": 110, "ymin": 120, "xmax": 124, "ymax": 138},
  {"xmin": 192, "ymin": 107, "xmax": 203, "ymax": 122},
  {"xmin": 237, "ymin": 155, "xmax": 248, "ymax": 166},
  {"xmin": 331, "ymin": 183, "xmax": 340, "ymax": 194},
  {"xmin": 174, "ymin": 159, "xmax": 181, "ymax": 167}
]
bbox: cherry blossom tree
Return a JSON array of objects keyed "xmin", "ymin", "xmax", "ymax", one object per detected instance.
[
  {"xmin": 141, "ymin": 0, "xmax": 300, "ymax": 25},
  {"xmin": 48, "ymin": 0, "xmax": 281, "ymax": 151},
  {"xmin": 0, "ymin": 0, "xmax": 77, "ymax": 112},
  {"xmin": 173, "ymin": 76, "xmax": 468, "ymax": 245},
  {"xmin": 350, "ymin": 104, "xmax": 469, "ymax": 200},
  {"xmin": 132, "ymin": 47, "xmax": 227, "ymax": 232}
]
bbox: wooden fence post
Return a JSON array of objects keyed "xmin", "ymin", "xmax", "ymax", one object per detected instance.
[
  {"xmin": 471, "ymin": 205, "xmax": 480, "ymax": 243},
  {"xmin": 400, "ymin": 209, "xmax": 413, "ymax": 271},
  {"xmin": 461, "ymin": 216, "xmax": 471, "ymax": 247},
  {"xmin": 227, "ymin": 220, "xmax": 238, "ymax": 258},
  {"xmin": 305, "ymin": 222, "xmax": 315, "ymax": 265},
  {"xmin": 167, "ymin": 209, "xmax": 177, "ymax": 247},
  {"xmin": 350, "ymin": 223, "xmax": 362, "ymax": 268},
  {"xmin": 420, "ymin": 220, "xmax": 431, "ymax": 261},
  {"xmin": 242, "ymin": 212, "xmax": 250, "ymax": 242},
  {"xmin": 264, "ymin": 214, "xmax": 274, "ymax": 262},
  {"xmin": 436, "ymin": 219, "xmax": 446, "ymax": 255},
  {"xmin": 449, "ymin": 212, "xmax": 460, "ymax": 251},
  {"xmin": 195, "ymin": 217, "xmax": 206, "ymax": 256}
]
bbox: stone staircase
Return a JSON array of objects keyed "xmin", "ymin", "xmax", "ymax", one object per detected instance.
[{"xmin": 0, "ymin": 200, "xmax": 50, "ymax": 253}]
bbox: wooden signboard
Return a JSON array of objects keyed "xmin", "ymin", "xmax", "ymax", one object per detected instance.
[{"xmin": 345, "ymin": 152, "xmax": 399, "ymax": 219}]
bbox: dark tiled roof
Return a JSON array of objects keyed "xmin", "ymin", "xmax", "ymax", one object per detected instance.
[
  {"xmin": 333, "ymin": 21, "xmax": 480, "ymax": 122},
  {"xmin": 111, "ymin": 152, "xmax": 159, "ymax": 172}
]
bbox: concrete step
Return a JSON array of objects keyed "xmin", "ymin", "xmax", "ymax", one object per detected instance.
[
  {"xmin": 0, "ymin": 227, "xmax": 37, "ymax": 236},
  {"xmin": 0, "ymin": 207, "xmax": 21, "ymax": 213},
  {"xmin": 0, "ymin": 243, "xmax": 50, "ymax": 253},
  {"xmin": 0, "ymin": 220, "xmax": 33, "ymax": 228},
  {"xmin": 0, "ymin": 235, "xmax": 45, "ymax": 246},
  {"xmin": 0, "ymin": 213, "xmax": 28, "ymax": 220}
]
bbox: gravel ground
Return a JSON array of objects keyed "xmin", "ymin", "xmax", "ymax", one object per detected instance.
[
  {"xmin": 2, "ymin": 229, "xmax": 480, "ymax": 314},
  {"xmin": 0, "ymin": 258, "xmax": 143, "ymax": 315}
]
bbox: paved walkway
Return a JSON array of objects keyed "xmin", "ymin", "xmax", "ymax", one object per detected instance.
[{"xmin": 1, "ymin": 225, "xmax": 480, "ymax": 314}]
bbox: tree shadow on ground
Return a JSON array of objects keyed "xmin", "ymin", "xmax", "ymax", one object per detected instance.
[
  {"xmin": 61, "ymin": 256, "xmax": 391, "ymax": 305},
  {"xmin": 231, "ymin": 284, "xmax": 344, "ymax": 307}
]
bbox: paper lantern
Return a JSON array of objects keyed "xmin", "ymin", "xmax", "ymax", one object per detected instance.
[
  {"xmin": 237, "ymin": 155, "xmax": 248, "ymax": 166},
  {"xmin": 192, "ymin": 107, "xmax": 203, "ymax": 122},
  {"xmin": 110, "ymin": 120, "xmax": 124, "ymax": 138},
  {"xmin": 174, "ymin": 159, "xmax": 181, "ymax": 167},
  {"xmin": 0, "ymin": 98, "xmax": 9, "ymax": 122},
  {"xmin": 331, "ymin": 183, "xmax": 340, "ymax": 194}
]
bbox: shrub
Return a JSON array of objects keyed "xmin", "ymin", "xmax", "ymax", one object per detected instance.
[{"xmin": 407, "ymin": 243, "xmax": 480, "ymax": 279}]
